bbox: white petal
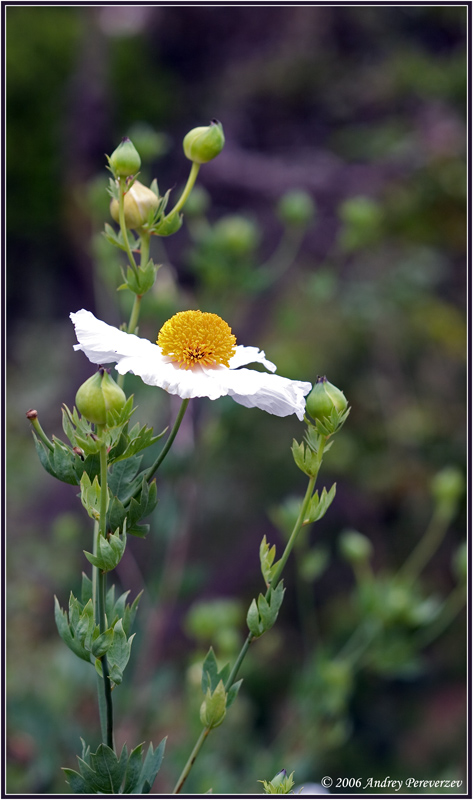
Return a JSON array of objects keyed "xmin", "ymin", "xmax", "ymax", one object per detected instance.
[
  {"xmin": 222, "ymin": 368, "xmax": 312, "ymax": 420},
  {"xmin": 70, "ymin": 309, "xmax": 156, "ymax": 364},
  {"xmin": 229, "ymin": 345, "xmax": 276, "ymax": 372}
]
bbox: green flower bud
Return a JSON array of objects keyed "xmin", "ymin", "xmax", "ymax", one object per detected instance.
[
  {"xmin": 108, "ymin": 137, "xmax": 141, "ymax": 178},
  {"xmin": 199, "ymin": 680, "xmax": 227, "ymax": 729},
  {"xmin": 259, "ymin": 769, "xmax": 296, "ymax": 794},
  {"xmin": 339, "ymin": 529, "xmax": 373, "ymax": 564},
  {"xmin": 110, "ymin": 180, "xmax": 159, "ymax": 229},
  {"xmin": 431, "ymin": 466, "xmax": 464, "ymax": 519},
  {"xmin": 75, "ymin": 369, "xmax": 126, "ymax": 425},
  {"xmin": 277, "ymin": 190, "xmax": 316, "ymax": 227},
  {"xmin": 212, "ymin": 215, "xmax": 260, "ymax": 256},
  {"xmin": 183, "ymin": 119, "xmax": 225, "ymax": 164},
  {"xmin": 306, "ymin": 375, "xmax": 348, "ymax": 422}
]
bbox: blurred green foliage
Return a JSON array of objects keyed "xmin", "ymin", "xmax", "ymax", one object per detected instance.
[{"xmin": 7, "ymin": 5, "xmax": 466, "ymax": 795}]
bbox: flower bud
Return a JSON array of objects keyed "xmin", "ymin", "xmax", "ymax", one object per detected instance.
[
  {"xmin": 110, "ymin": 180, "xmax": 159, "ymax": 229},
  {"xmin": 108, "ymin": 137, "xmax": 141, "ymax": 178},
  {"xmin": 199, "ymin": 680, "xmax": 227, "ymax": 729},
  {"xmin": 277, "ymin": 190, "xmax": 316, "ymax": 227},
  {"xmin": 306, "ymin": 376, "xmax": 348, "ymax": 422},
  {"xmin": 431, "ymin": 465, "xmax": 464, "ymax": 519},
  {"xmin": 183, "ymin": 119, "xmax": 225, "ymax": 164},
  {"xmin": 259, "ymin": 769, "xmax": 296, "ymax": 795},
  {"xmin": 212, "ymin": 215, "xmax": 260, "ymax": 256},
  {"xmin": 75, "ymin": 369, "xmax": 126, "ymax": 425},
  {"xmin": 339, "ymin": 529, "xmax": 373, "ymax": 564}
]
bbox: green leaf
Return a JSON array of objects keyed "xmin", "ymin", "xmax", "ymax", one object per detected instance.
[
  {"xmin": 63, "ymin": 767, "xmax": 87, "ymax": 793},
  {"xmin": 54, "ymin": 596, "xmax": 92, "ymax": 663},
  {"xmin": 113, "ymin": 423, "xmax": 163, "ymax": 463},
  {"xmin": 291, "ymin": 439, "xmax": 319, "ymax": 477},
  {"xmin": 81, "ymin": 573, "xmax": 93, "ymax": 606},
  {"xmin": 260, "ymin": 535, "xmax": 278, "ymax": 585},
  {"xmin": 154, "ymin": 211, "xmax": 183, "ymax": 237},
  {"xmin": 304, "ymin": 484, "xmax": 337, "ymax": 524},
  {"xmin": 84, "ymin": 529, "xmax": 126, "ymax": 572},
  {"xmin": 106, "ymin": 619, "xmax": 135, "ymax": 684},
  {"xmin": 226, "ymin": 679, "xmax": 243, "ymax": 709},
  {"xmin": 91, "ymin": 627, "xmax": 114, "ymax": 658},
  {"xmin": 80, "ymin": 473, "xmax": 103, "ymax": 521},
  {"xmin": 108, "ymin": 454, "xmax": 143, "ymax": 499},
  {"xmin": 137, "ymin": 739, "xmax": 166, "ymax": 794},
  {"xmin": 201, "ymin": 647, "xmax": 229, "ymax": 694},
  {"xmin": 89, "ymin": 743, "xmax": 128, "ymax": 793},
  {"xmin": 51, "ymin": 438, "xmax": 79, "ymax": 484},
  {"xmin": 123, "ymin": 743, "xmax": 144, "ymax": 794},
  {"xmin": 246, "ymin": 582, "xmax": 285, "ymax": 638}
]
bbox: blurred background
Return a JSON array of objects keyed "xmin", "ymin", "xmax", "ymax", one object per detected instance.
[{"xmin": 6, "ymin": 5, "xmax": 467, "ymax": 795}]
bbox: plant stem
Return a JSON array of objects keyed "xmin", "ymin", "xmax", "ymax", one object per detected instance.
[
  {"xmin": 28, "ymin": 414, "xmax": 54, "ymax": 451},
  {"xmin": 174, "ymin": 438, "xmax": 327, "ymax": 793},
  {"xmin": 144, "ymin": 398, "xmax": 190, "ymax": 484},
  {"xmin": 173, "ymin": 727, "xmax": 210, "ymax": 794},
  {"xmin": 95, "ymin": 429, "xmax": 114, "ymax": 750},
  {"xmin": 398, "ymin": 507, "xmax": 452, "ymax": 584},
  {"xmin": 166, "ymin": 162, "xmax": 200, "ymax": 218}
]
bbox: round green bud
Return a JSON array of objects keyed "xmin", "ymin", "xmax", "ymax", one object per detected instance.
[
  {"xmin": 212, "ymin": 215, "xmax": 260, "ymax": 256},
  {"xmin": 339, "ymin": 529, "xmax": 373, "ymax": 564},
  {"xmin": 338, "ymin": 196, "xmax": 382, "ymax": 229},
  {"xmin": 277, "ymin": 190, "xmax": 316, "ymax": 227},
  {"xmin": 431, "ymin": 466, "xmax": 464, "ymax": 517},
  {"xmin": 306, "ymin": 375, "xmax": 348, "ymax": 422},
  {"xmin": 75, "ymin": 369, "xmax": 126, "ymax": 425},
  {"xmin": 183, "ymin": 119, "xmax": 225, "ymax": 164},
  {"xmin": 110, "ymin": 180, "xmax": 159, "ymax": 229},
  {"xmin": 108, "ymin": 137, "xmax": 141, "ymax": 178}
]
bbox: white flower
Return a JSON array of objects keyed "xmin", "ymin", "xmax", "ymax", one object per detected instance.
[{"xmin": 70, "ymin": 309, "xmax": 312, "ymax": 420}]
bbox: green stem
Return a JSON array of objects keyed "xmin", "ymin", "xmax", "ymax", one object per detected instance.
[
  {"xmin": 415, "ymin": 584, "xmax": 466, "ymax": 649},
  {"xmin": 144, "ymin": 398, "xmax": 190, "ymax": 484},
  {"xmin": 166, "ymin": 162, "xmax": 200, "ymax": 218},
  {"xmin": 95, "ymin": 429, "xmax": 114, "ymax": 750},
  {"xmin": 257, "ymin": 225, "xmax": 306, "ymax": 289},
  {"xmin": 174, "ymin": 439, "xmax": 327, "ymax": 793},
  {"xmin": 116, "ymin": 230, "xmax": 149, "ymax": 389},
  {"xmin": 118, "ymin": 177, "xmax": 140, "ymax": 278},
  {"xmin": 398, "ymin": 507, "xmax": 452, "ymax": 584},
  {"xmin": 28, "ymin": 414, "xmax": 54, "ymax": 451},
  {"xmin": 172, "ymin": 728, "xmax": 210, "ymax": 794}
]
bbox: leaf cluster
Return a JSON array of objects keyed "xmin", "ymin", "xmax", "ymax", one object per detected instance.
[
  {"xmin": 199, "ymin": 647, "xmax": 243, "ymax": 729},
  {"xmin": 246, "ymin": 582, "xmax": 285, "ymax": 638},
  {"xmin": 63, "ymin": 738, "xmax": 166, "ymax": 794}
]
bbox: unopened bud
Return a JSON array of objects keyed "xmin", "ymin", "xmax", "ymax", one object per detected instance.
[
  {"xmin": 199, "ymin": 680, "xmax": 227, "ymax": 729},
  {"xmin": 306, "ymin": 376, "xmax": 347, "ymax": 422},
  {"xmin": 339, "ymin": 529, "xmax": 373, "ymax": 564},
  {"xmin": 110, "ymin": 180, "xmax": 159, "ymax": 229},
  {"xmin": 183, "ymin": 119, "xmax": 225, "ymax": 164},
  {"xmin": 26, "ymin": 409, "xmax": 38, "ymax": 420},
  {"xmin": 108, "ymin": 137, "xmax": 141, "ymax": 178},
  {"xmin": 277, "ymin": 190, "xmax": 316, "ymax": 227},
  {"xmin": 212, "ymin": 215, "xmax": 260, "ymax": 256},
  {"xmin": 75, "ymin": 369, "xmax": 126, "ymax": 425},
  {"xmin": 431, "ymin": 466, "xmax": 464, "ymax": 519}
]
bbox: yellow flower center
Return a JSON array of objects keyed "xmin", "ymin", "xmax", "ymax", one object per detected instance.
[{"xmin": 157, "ymin": 310, "xmax": 237, "ymax": 370}]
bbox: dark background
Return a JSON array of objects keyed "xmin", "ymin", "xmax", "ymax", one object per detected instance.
[{"xmin": 6, "ymin": 5, "xmax": 467, "ymax": 795}]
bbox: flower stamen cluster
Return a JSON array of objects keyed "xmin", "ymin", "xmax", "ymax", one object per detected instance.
[{"xmin": 157, "ymin": 310, "xmax": 237, "ymax": 370}]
